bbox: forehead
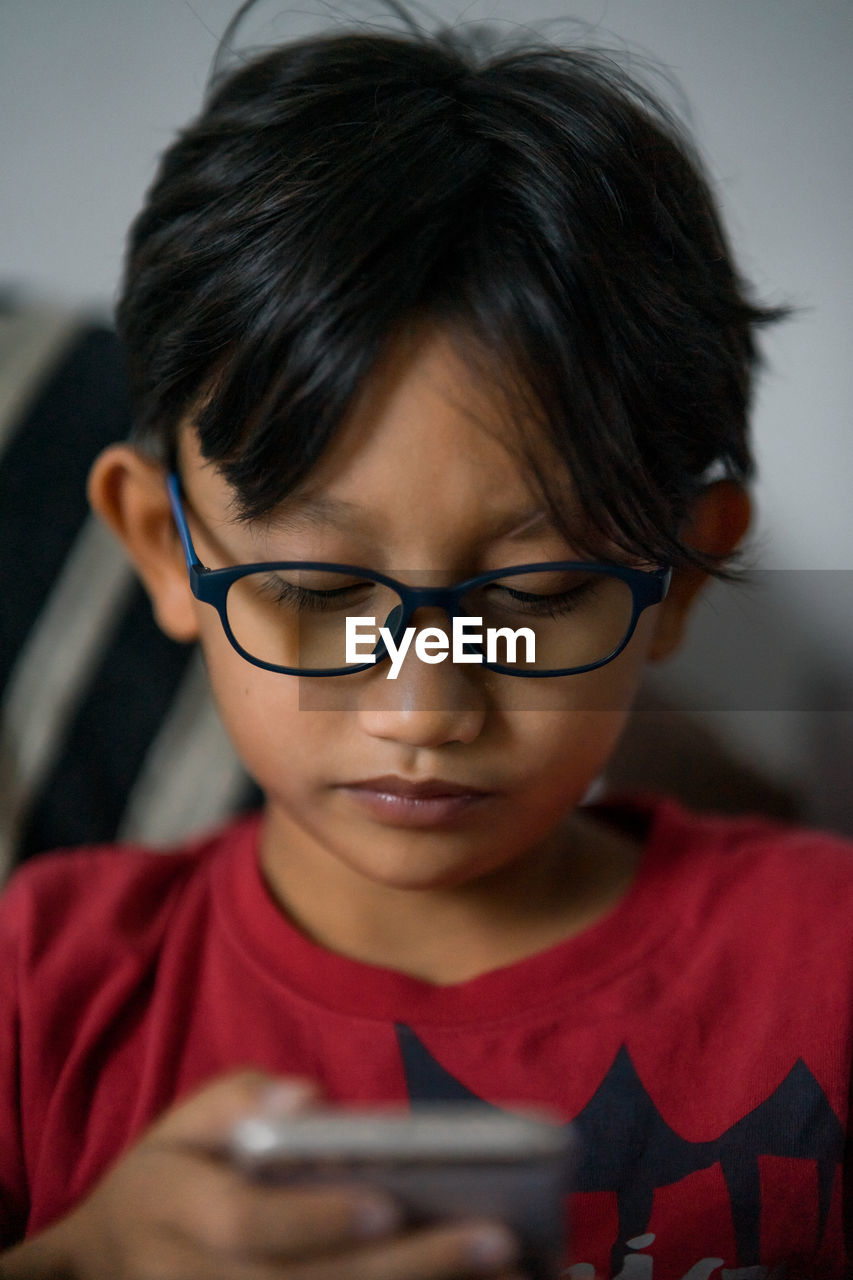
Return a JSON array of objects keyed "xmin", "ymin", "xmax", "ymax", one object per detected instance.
[
  {"xmin": 185, "ymin": 327, "xmax": 581, "ymax": 544},
  {"xmin": 277, "ymin": 329, "xmax": 575, "ymax": 525}
]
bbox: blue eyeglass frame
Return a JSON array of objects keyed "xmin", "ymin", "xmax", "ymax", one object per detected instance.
[{"xmin": 166, "ymin": 473, "xmax": 672, "ymax": 678}]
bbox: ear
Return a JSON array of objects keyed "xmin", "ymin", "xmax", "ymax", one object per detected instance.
[
  {"xmin": 647, "ymin": 481, "xmax": 752, "ymax": 662},
  {"xmin": 88, "ymin": 444, "xmax": 200, "ymax": 643}
]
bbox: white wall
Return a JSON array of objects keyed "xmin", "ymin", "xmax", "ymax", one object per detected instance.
[{"xmin": 2, "ymin": 1, "xmax": 851, "ymax": 824}]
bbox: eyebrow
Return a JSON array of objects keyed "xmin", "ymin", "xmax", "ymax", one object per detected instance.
[
  {"xmin": 258, "ymin": 496, "xmax": 377, "ymax": 536},
  {"xmin": 257, "ymin": 498, "xmax": 558, "ymax": 543}
]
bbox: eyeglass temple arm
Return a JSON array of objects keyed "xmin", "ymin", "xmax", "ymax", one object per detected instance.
[{"xmin": 166, "ymin": 472, "xmax": 204, "ymax": 571}]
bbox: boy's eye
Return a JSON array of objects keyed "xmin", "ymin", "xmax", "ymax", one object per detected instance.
[
  {"xmin": 474, "ymin": 571, "xmax": 605, "ymax": 620},
  {"xmin": 225, "ymin": 570, "xmax": 408, "ymax": 671},
  {"xmin": 254, "ymin": 573, "xmax": 375, "ymax": 612}
]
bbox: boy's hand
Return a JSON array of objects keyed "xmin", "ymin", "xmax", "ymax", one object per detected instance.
[{"xmin": 0, "ymin": 1070, "xmax": 524, "ymax": 1280}]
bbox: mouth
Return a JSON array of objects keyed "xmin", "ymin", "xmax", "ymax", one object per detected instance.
[{"xmin": 338, "ymin": 775, "xmax": 494, "ymax": 828}]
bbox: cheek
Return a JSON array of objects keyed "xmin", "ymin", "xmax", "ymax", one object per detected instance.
[
  {"xmin": 195, "ymin": 615, "xmax": 326, "ymax": 784},
  {"xmin": 496, "ymin": 617, "xmax": 653, "ymax": 721},
  {"xmin": 510, "ymin": 708, "xmax": 628, "ymax": 794},
  {"xmin": 501, "ymin": 622, "xmax": 656, "ymax": 786}
]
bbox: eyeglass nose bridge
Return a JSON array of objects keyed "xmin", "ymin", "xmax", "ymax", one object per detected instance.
[{"xmin": 373, "ymin": 583, "xmax": 477, "ymax": 663}]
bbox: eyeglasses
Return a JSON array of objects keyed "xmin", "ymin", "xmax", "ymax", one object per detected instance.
[{"xmin": 167, "ymin": 474, "xmax": 671, "ymax": 678}]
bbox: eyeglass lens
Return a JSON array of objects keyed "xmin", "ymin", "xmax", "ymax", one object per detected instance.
[
  {"xmin": 225, "ymin": 567, "xmax": 635, "ymax": 674},
  {"xmin": 222, "ymin": 568, "xmax": 635, "ymax": 675}
]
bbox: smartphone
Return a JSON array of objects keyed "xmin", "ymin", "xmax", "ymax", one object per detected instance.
[{"xmin": 230, "ymin": 1104, "xmax": 573, "ymax": 1280}]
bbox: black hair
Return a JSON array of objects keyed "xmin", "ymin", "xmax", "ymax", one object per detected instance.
[{"xmin": 117, "ymin": 8, "xmax": 786, "ymax": 574}]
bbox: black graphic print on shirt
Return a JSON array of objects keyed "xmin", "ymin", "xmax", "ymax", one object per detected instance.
[{"xmin": 394, "ymin": 1025, "xmax": 845, "ymax": 1276}]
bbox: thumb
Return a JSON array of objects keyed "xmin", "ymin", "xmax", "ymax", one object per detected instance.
[{"xmin": 147, "ymin": 1069, "xmax": 321, "ymax": 1147}]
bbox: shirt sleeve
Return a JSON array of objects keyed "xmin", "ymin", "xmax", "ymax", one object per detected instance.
[{"xmin": 0, "ymin": 876, "xmax": 30, "ymax": 1247}]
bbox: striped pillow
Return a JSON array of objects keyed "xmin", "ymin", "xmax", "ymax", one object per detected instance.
[{"xmin": 0, "ymin": 304, "xmax": 256, "ymax": 880}]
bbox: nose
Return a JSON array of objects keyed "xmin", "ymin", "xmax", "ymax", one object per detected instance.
[{"xmin": 357, "ymin": 611, "xmax": 488, "ymax": 749}]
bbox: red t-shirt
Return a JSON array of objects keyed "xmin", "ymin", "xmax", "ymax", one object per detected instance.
[{"xmin": 1, "ymin": 795, "xmax": 851, "ymax": 1279}]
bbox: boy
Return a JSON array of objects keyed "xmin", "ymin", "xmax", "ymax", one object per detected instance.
[{"xmin": 1, "ymin": 11, "xmax": 850, "ymax": 1280}]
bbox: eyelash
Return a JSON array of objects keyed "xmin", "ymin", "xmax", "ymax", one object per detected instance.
[
  {"xmin": 255, "ymin": 575, "xmax": 603, "ymax": 619},
  {"xmin": 482, "ymin": 578, "xmax": 601, "ymax": 618},
  {"xmin": 260, "ymin": 578, "xmax": 371, "ymax": 613}
]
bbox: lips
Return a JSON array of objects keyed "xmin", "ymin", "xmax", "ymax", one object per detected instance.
[
  {"xmin": 346, "ymin": 776, "xmax": 490, "ymax": 799},
  {"xmin": 339, "ymin": 775, "xmax": 494, "ymax": 827}
]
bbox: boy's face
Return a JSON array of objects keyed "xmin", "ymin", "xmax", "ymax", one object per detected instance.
[{"xmin": 93, "ymin": 328, "xmax": 746, "ymax": 897}]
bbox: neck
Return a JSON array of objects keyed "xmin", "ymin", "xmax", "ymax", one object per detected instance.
[{"xmin": 258, "ymin": 807, "xmax": 640, "ymax": 985}]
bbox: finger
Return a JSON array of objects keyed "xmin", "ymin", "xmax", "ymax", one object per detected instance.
[
  {"xmin": 150, "ymin": 1150, "xmax": 401, "ymax": 1261},
  {"xmin": 147, "ymin": 1069, "xmax": 321, "ymax": 1147},
  {"xmin": 270, "ymin": 1219, "xmax": 521, "ymax": 1280}
]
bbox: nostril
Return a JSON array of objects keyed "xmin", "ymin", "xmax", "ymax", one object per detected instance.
[{"xmin": 356, "ymin": 704, "xmax": 487, "ymax": 749}]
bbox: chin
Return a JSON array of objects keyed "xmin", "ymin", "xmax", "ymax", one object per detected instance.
[{"xmin": 337, "ymin": 835, "xmax": 519, "ymax": 894}]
